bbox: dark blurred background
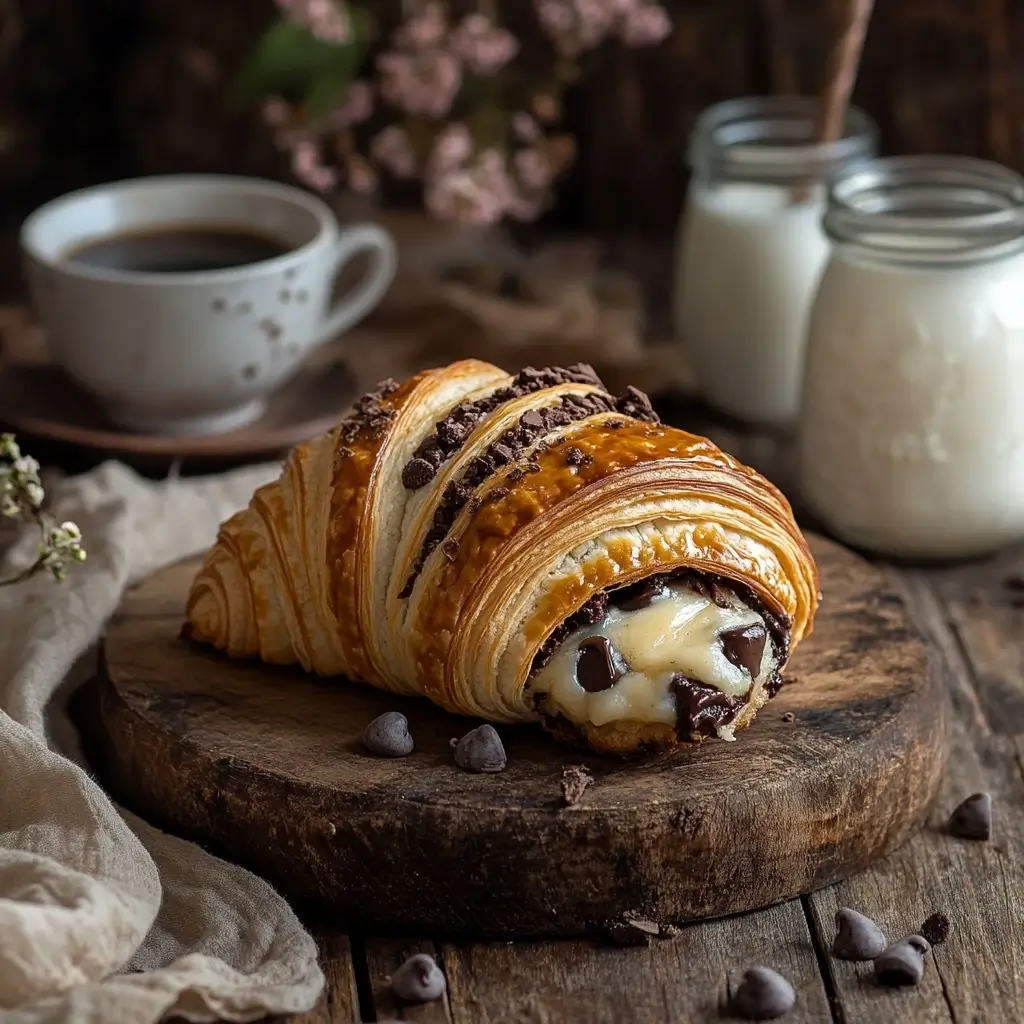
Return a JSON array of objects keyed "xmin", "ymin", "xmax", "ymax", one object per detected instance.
[{"xmin": 2, "ymin": 0, "xmax": 1019, "ymax": 258}]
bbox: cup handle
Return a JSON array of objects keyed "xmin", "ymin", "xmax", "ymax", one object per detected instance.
[{"xmin": 314, "ymin": 223, "xmax": 398, "ymax": 345}]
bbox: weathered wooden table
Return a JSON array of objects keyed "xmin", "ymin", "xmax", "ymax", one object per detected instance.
[
  {"xmin": 242, "ymin": 410, "xmax": 1018, "ymax": 1024},
  {"xmin": 18, "ymin": 396, "xmax": 1024, "ymax": 1024}
]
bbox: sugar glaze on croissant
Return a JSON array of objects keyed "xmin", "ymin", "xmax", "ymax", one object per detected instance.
[{"xmin": 186, "ymin": 360, "xmax": 819, "ymax": 755}]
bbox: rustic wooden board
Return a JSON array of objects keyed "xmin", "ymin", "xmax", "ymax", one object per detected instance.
[{"xmin": 92, "ymin": 533, "xmax": 949, "ymax": 939}]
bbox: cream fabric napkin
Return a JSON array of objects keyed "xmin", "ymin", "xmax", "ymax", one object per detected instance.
[{"xmin": 0, "ymin": 461, "xmax": 325, "ymax": 1023}]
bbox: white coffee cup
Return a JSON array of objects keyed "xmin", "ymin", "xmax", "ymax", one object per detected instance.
[{"xmin": 20, "ymin": 174, "xmax": 398, "ymax": 436}]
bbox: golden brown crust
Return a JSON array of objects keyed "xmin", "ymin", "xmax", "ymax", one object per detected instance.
[{"xmin": 185, "ymin": 359, "xmax": 820, "ymax": 753}]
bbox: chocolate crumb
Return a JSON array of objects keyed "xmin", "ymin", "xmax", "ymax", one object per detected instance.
[
  {"xmin": 781, "ymin": 712, "xmax": 795, "ymax": 723},
  {"xmin": 605, "ymin": 418, "xmax": 626, "ymax": 429},
  {"xmin": 339, "ymin": 378, "xmax": 398, "ymax": 442},
  {"xmin": 441, "ymin": 538, "xmax": 459, "ymax": 562},
  {"xmin": 615, "ymin": 384, "xmax": 660, "ymax": 424},
  {"xmin": 527, "ymin": 461, "xmax": 542, "ymax": 473},
  {"xmin": 507, "ymin": 467, "xmax": 525, "ymax": 483},
  {"xmin": 560, "ymin": 765, "xmax": 593, "ymax": 806},
  {"xmin": 920, "ymin": 912, "xmax": 950, "ymax": 946},
  {"xmin": 402, "ymin": 457, "xmax": 435, "ymax": 489},
  {"xmin": 564, "ymin": 446, "xmax": 592, "ymax": 467},
  {"xmin": 483, "ymin": 486, "xmax": 509, "ymax": 504}
]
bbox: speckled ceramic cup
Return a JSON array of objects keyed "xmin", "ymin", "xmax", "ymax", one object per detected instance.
[{"xmin": 20, "ymin": 175, "xmax": 397, "ymax": 436}]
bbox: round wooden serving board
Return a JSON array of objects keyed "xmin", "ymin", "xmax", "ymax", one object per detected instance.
[{"xmin": 93, "ymin": 534, "xmax": 949, "ymax": 938}]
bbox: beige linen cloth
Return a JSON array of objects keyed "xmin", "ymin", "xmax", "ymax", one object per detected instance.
[{"xmin": 0, "ymin": 460, "xmax": 325, "ymax": 1023}]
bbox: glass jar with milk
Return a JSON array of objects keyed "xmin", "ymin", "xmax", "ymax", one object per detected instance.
[
  {"xmin": 799, "ymin": 156, "xmax": 1024, "ymax": 559},
  {"xmin": 674, "ymin": 97, "xmax": 877, "ymax": 428}
]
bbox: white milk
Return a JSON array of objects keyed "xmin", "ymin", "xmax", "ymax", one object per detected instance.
[
  {"xmin": 675, "ymin": 183, "xmax": 830, "ymax": 428},
  {"xmin": 799, "ymin": 246, "xmax": 1024, "ymax": 558}
]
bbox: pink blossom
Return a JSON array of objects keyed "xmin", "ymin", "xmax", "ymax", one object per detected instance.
[
  {"xmin": 326, "ymin": 80, "xmax": 374, "ymax": 128},
  {"xmin": 620, "ymin": 3, "xmax": 672, "ymax": 45},
  {"xmin": 371, "ymin": 125, "xmax": 417, "ymax": 178},
  {"xmin": 262, "ymin": 96, "xmax": 291, "ymax": 128},
  {"xmin": 291, "ymin": 139, "xmax": 338, "ymax": 191},
  {"xmin": 377, "ymin": 49, "xmax": 462, "ymax": 119},
  {"xmin": 512, "ymin": 112, "xmax": 540, "ymax": 141},
  {"xmin": 449, "ymin": 14, "xmax": 519, "ymax": 75},
  {"xmin": 513, "ymin": 148, "xmax": 552, "ymax": 191},
  {"xmin": 428, "ymin": 123, "xmax": 474, "ymax": 172},
  {"xmin": 395, "ymin": 2, "xmax": 448, "ymax": 49},
  {"xmin": 346, "ymin": 155, "xmax": 378, "ymax": 195},
  {"xmin": 277, "ymin": 0, "xmax": 350, "ymax": 44},
  {"xmin": 425, "ymin": 148, "xmax": 516, "ymax": 224}
]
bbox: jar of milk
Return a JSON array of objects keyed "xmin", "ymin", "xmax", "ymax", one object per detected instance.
[
  {"xmin": 799, "ymin": 155, "xmax": 1024, "ymax": 559},
  {"xmin": 674, "ymin": 96, "xmax": 877, "ymax": 428}
]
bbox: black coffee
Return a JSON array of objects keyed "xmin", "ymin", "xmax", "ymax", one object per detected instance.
[{"xmin": 64, "ymin": 226, "xmax": 291, "ymax": 273}]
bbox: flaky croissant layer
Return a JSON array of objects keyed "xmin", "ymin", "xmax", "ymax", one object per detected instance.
[{"xmin": 186, "ymin": 360, "xmax": 819, "ymax": 754}]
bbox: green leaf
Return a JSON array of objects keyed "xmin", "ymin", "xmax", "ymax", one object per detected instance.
[
  {"xmin": 229, "ymin": 14, "xmax": 358, "ymax": 111},
  {"xmin": 302, "ymin": 6, "xmax": 373, "ymax": 118}
]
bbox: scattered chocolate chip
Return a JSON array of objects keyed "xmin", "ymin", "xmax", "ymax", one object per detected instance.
[
  {"xmin": 576, "ymin": 636, "xmax": 627, "ymax": 693},
  {"xmin": 402, "ymin": 457, "xmax": 435, "ymax": 489},
  {"xmin": 560, "ymin": 765, "xmax": 593, "ymax": 806},
  {"xmin": 520, "ymin": 408, "xmax": 546, "ymax": 430},
  {"xmin": 781, "ymin": 712, "xmax": 795, "ymax": 723},
  {"xmin": 441, "ymin": 538, "xmax": 459, "ymax": 562},
  {"xmin": 874, "ymin": 936, "xmax": 930, "ymax": 987},
  {"xmin": 615, "ymin": 385, "xmax": 660, "ymax": 424},
  {"xmin": 832, "ymin": 908, "xmax": 888, "ymax": 960},
  {"xmin": 483, "ymin": 486, "xmax": 509, "ymax": 505},
  {"xmin": 452, "ymin": 724, "xmax": 506, "ymax": 773},
  {"xmin": 564, "ymin": 445, "xmax": 592, "ymax": 467},
  {"xmin": 507, "ymin": 467, "xmax": 525, "ymax": 483},
  {"xmin": 720, "ymin": 624, "xmax": 767, "ymax": 678},
  {"xmin": 731, "ymin": 966, "xmax": 795, "ymax": 1020},
  {"xmin": 920, "ymin": 912, "xmax": 950, "ymax": 946},
  {"xmin": 527, "ymin": 461, "xmax": 542, "ymax": 473},
  {"xmin": 339, "ymin": 379, "xmax": 398, "ymax": 442},
  {"xmin": 948, "ymin": 792, "xmax": 992, "ymax": 840},
  {"xmin": 614, "ymin": 579, "xmax": 668, "ymax": 611},
  {"xmin": 362, "ymin": 712, "xmax": 414, "ymax": 758},
  {"xmin": 389, "ymin": 953, "xmax": 447, "ymax": 1002},
  {"xmin": 671, "ymin": 676, "xmax": 743, "ymax": 739}
]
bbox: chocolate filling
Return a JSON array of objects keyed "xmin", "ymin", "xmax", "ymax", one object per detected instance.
[
  {"xmin": 576, "ymin": 636, "xmax": 628, "ymax": 693},
  {"xmin": 398, "ymin": 390, "xmax": 620, "ymax": 598},
  {"xmin": 720, "ymin": 624, "xmax": 767, "ymax": 678},
  {"xmin": 338, "ymin": 378, "xmax": 399, "ymax": 444},
  {"xmin": 530, "ymin": 568, "xmax": 792, "ymax": 732},
  {"xmin": 670, "ymin": 676, "xmax": 746, "ymax": 740},
  {"xmin": 401, "ymin": 364, "xmax": 605, "ymax": 490}
]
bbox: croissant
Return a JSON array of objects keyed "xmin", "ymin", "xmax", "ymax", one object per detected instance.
[{"xmin": 185, "ymin": 360, "xmax": 819, "ymax": 755}]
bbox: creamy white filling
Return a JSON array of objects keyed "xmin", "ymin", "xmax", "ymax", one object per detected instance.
[{"xmin": 530, "ymin": 580, "xmax": 776, "ymax": 736}]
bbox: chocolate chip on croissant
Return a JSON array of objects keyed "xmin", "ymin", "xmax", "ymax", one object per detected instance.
[{"xmin": 185, "ymin": 360, "xmax": 819, "ymax": 755}]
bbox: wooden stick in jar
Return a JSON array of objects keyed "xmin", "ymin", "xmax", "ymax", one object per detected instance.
[{"xmin": 792, "ymin": 0, "xmax": 876, "ymax": 204}]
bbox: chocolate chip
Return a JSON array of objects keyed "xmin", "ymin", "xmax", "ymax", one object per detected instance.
[
  {"xmin": 832, "ymin": 908, "xmax": 888, "ymax": 960},
  {"xmin": 614, "ymin": 578, "xmax": 668, "ymax": 611},
  {"xmin": 520, "ymin": 408, "xmax": 545, "ymax": 429},
  {"xmin": 920, "ymin": 912, "xmax": 950, "ymax": 946},
  {"xmin": 731, "ymin": 966, "xmax": 795, "ymax": 1020},
  {"xmin": 720, "ymin": 624, "xmax": 767, "ymax": 678},
  {"xmin": 615, "ymin": 384, "xmax": 660, "ymax": 424},
  {"xmin": 560, "ymin": 765, "xmax": 593, "ymax": 806},
  {"xmin": 362, "ymin": 712, "xmax": 414, "ymax": 758},
  {"xmin": 389, "ymin": 953, "xmax": 447, "ymax": 1002},
  {"xmin": 949, "ymin": 792, "xmax": 992, "ymax": 840},
  {"xmin": 507, "ymin": 467, "xmax": 525, "ymax": 483},
  {"xmin": 441, "ymin": 538, "xmax": 459, "ymax": 562},
  {"xmin": 671, "ymin": 676, "xmax": 743, "ymax": 739},
  {"xmin": 452, "ymin": 724, "xmax": 506, "ymax": 773},
  {"xmin": 402, "ymin": 458, "xmax": 435, "ymax": 489},
  {"xmin": 564, "ymin": 446, "xmax": 592, "ymax": 466},
  {"xmin": 874, "ymin": 936, "xmax": 930, "ymax": 987},
  {"xmin": 576, "ymin": 636, "xmax": 627, "ymax": 693},
  {"xmin": 483, "ymin": 486, "xmax": 509, "ymax": 504}
]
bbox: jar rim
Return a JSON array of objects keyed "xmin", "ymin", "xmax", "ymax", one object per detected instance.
[
  {"xmin": 688, "ymin": 95, "xmax": 878, "ymax": 183},
  {"xmin": 824, "ymin": 155, "xmax": 1024, "ymax": 265}
]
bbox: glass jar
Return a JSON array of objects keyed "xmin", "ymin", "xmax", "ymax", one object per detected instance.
[
  {"xmin": 798, "ymin": 156, "xmax": 1024, "ymax": 559},
  {"xmin": 674, "ymin": 96, "xmax": 877, "ymax": 429}
]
